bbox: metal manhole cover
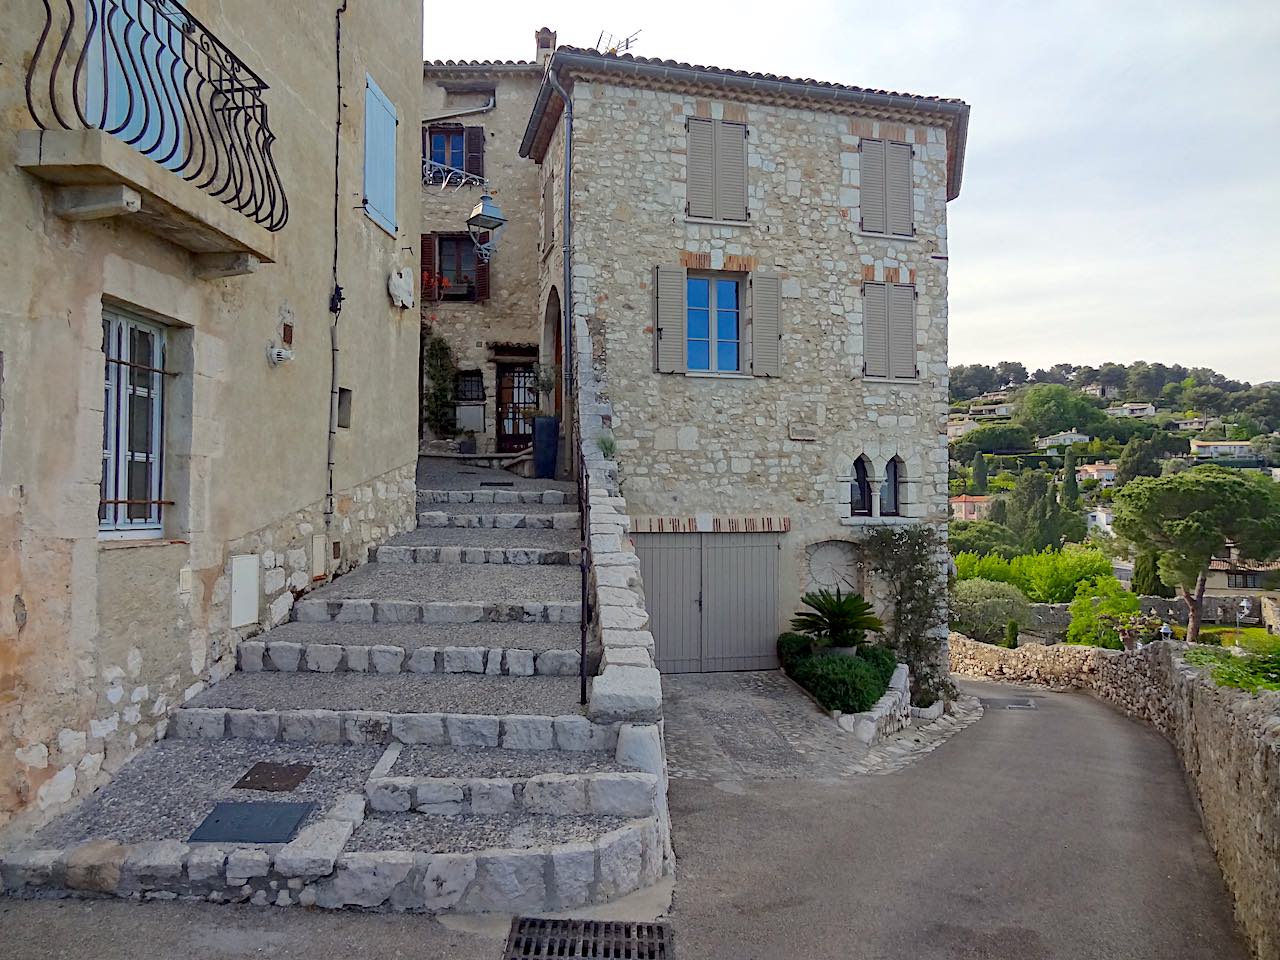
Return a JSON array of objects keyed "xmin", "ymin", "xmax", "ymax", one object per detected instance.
[
  {"xmin": 504, "ymin": 918, "xmax": 673, "ymax": 959},
  {"xmin": 233, "ymin": 761, "xmax": 313, "ymax": 792},
  {"xmin": 188, "ymin": 801, "xmax": 314, "ymax": 843}
]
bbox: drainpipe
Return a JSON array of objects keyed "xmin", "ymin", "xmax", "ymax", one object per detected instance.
[
  {"xmin": 325, "ymin": 0, "xmax": 348, "ymax": 535},
  {"xmin": 422, "ymin": 96, "xmax": 495, "ymax": 125}
]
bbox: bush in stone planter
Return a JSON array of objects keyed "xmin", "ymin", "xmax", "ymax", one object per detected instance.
[
  {"xmin": 790, "ymin": 589, "xmax": 884, "ymax": 649},
  {"xmin": 777, "ymin": 632, "xmax": 813, "ymax": 670},
  {"xmin": 787, "ymin": 653, "xmax": 889, "ymax": 714},
  {"xmin": 950, "ymin": 578, "xmax": 1031, "ymax": 645},
  {"xmin": 858, "ymin": 643, "xmax": 898, "ymax": 688}
]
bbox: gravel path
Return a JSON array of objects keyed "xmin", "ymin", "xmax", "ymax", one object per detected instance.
[
  {"xmin": 349, "ymin": 812, "xmax": 629, "ymax": 853},
  {"xmin": 254, "ymin": 622, "xmax": 581, "ymax": 651},
  {"xmin": 416, "ymin": 459, "xmax": 575, "ymax": 493},
  {"xmin": 382, "ymin": 528, "xmax": 577, "ymax": 548},
  {"xmin": 188, "ymin": 672, "xmax": 588, "ymax": 716},
  {"xmin": 389, "ymin": 746, "xmax": 622, "ymax": 778},
  {"xmin": 303, "ymin": 563, "xmax": 579, "ymax": 602},
  {"xmin": 32, "ymin": 741, "xmax": 381, "ymax": 847}
]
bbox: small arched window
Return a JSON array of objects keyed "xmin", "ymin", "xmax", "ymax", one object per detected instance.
[
  {"xmin": 881, "ymin": 457, "xmax": 904, "ymax": 516},
  {"xmin": 851, "ymin": 457, "xmax": 873, "ymax": 516}
]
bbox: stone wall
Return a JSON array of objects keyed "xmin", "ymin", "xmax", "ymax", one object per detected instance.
[
  {"xmin": 0, "ymin": 1, "xmax": 422, "ymax": 833},
  {"xmin": 950, "ymin": 634, "xmax": 1280, "ymax": 960},
  {"xmin": 548, "ymin": 80, "xmax": 953, "ymax": 631},
  {"xmin": 1020, "ymin": 594, "xmax": 1276, "ymax": 644}
]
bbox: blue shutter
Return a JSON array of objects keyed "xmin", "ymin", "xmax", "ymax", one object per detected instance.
[{"xmin": 363, "ymin": 74, "xmax": 398, "ymax": 235}]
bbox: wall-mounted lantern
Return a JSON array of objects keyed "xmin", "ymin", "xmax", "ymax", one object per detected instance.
[{"xmin": 467, "ymin": 193, "xmax": 506, "ymax": 263}]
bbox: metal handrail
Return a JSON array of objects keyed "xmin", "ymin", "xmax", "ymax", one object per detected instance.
[
  {"xmin": 574, "ymin": 357, "xmax": 593, "ymax": 706},
  {"xmin": 26, "ymin": 0, "xmax": 288, "ymax": 231}
]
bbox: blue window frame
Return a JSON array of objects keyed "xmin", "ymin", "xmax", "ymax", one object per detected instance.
[
  {"xmin": 686, "ymin": 275, "xmax": 741, "ymax": 373},
  {"xmin": 363, "ymin": 74, "xmax": 398, "ymax": 235},
  {"xmin": 429, "ymin": 128, "xmax": 465, "ymax": 169}
]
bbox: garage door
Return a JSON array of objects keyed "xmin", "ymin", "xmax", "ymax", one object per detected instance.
[{"xmin": 634, "ymin": 532, "xmax": 780, "ymax": 673}]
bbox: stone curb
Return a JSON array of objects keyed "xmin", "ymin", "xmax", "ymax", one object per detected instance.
[
  {"xmin": 834, "ymin": 663, "xmax": 912, "ymax": 744},
  {"xmin": 365, "ymin": 771, "xmax": 659, "ymax": 818},
  {"xmin": 373, "ymin": 545, "xmax": 580, "ymax": 566},
  {"xmin": 291, "ymin": 599, "xmax": 582, "ymax": 625},
  {"xmin": 169, "ymin": 707, "xmax": 620, "ymax": 750},
  {"xmin": 417, "ymin": 511, "xmax": 580, "ymax": 530},
  {"xmin": 239, "ymin": 641, "xmax": 579, "ymax": 677},
  {"xmin": 420, "ymin": 489, "xmax": 575, "ymax": 506}
]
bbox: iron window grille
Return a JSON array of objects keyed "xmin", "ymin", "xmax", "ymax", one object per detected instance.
[
  {"xmin": 455, "ymin": 370, "xmax": 485, "ymax": 402},
  {"xmin": 26, "ymin": 0, "xmax": 288, "ymax": 230},
  {"xmin": 101, "ymin": 307, "xmax": 170, "ymax": 538}
]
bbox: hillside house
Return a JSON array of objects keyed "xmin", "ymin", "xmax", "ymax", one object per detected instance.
[
  {"xmin": 950, "ymin": 495, "xmax": 994, "ymax": 521},
  {"xmin": 1106, "ymin": 401, "xmax": 1157, "ymax": 418},
  {"xmin": 1077, "ymin": 461, "xmax": 1118, "ymax": 487},
  {"xmin": 1174, "ymin": 416, "xmax": 1220, "ymax": 432},
  {"xmin": 1036, "ymin": 428, "xmax": 1090, "ymax": 452},
  {"xmin": 971, "ymin": 400, "xmax": 1014, "ymax": 419},
  {"xmin": 1205, "ymin": 557, "xmax": 1280, "ymax": 597},
  {"xmin": 1086, "ymin": 506, "xmax": 1115, "ymax": 536},
  {"xmin": 1083, "ymin": 383, "xmax": 1119, "ymax": 400},
  {"xmin": 1190, "ymin": 439, "xmax": 1255, "ymax": 459},
  {"xmin": 947, "ymin": 417, "xmax": 982, "ymax": 441}
]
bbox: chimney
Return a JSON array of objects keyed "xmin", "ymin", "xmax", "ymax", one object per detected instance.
[{"xmin": 536, "ymin": 27, "xmax": 556, "ymax": 66}]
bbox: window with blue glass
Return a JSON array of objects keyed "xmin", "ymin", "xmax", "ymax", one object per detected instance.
[
  {"xmin": 429, "ymin": 127, "xmax": 465, "ymax": 169},
  {"xmin": 686, "ymin": 275, "xmax": 741, "ymax": 373}
]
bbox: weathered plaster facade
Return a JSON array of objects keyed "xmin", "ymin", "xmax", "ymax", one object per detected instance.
[
  {"xmin": 420, "ymin": 59, "xmax": 545, "ymax": 451},
  {"xmin": 524, "ymin": 53, "xmax": 967, "ymax": 630},
  {"xmin": 0, "ymin": 0, "xmax": 422, "ymax": 834}
]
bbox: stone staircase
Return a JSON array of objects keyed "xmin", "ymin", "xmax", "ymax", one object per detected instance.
[{"xmin": 1, "ymin": 466, "xmax": 671, "ymax": 914}]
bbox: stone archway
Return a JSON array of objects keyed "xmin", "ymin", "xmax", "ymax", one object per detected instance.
[{"xmin": 541, "ymin": 287, "xmax": 563, "ymax": 417}]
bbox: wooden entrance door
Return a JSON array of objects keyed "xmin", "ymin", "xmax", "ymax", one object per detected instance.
[{"xmin": 496, "ymin": 363, "xmax": 536, "ymax": 452}]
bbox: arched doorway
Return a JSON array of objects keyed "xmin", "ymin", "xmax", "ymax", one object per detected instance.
[{"xmin": 541, "ymin": 287, "xmax": 563, "ymax": 417}]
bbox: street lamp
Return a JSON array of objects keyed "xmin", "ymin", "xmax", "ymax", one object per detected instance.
[
  {"xmin": 1160, "ymin": 623, "xmax": 1173, "ymax": 643},
  {"xmin": 1237, "ymin": 598, "xmax": 1252, "ymax": 631},
  {"xmin": 466, "ymin": 193, "xmax": 506, "ymax": 263}
]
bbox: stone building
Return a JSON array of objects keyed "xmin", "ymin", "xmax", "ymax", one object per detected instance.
[
  {"xmin": 419, "ymin": 34, "xmax": 552, "ymax": 454},
  {"xmin": 519, "ymin": 47, "xmax": 969, "ymax": 671},
  {"xmin": 1, "ymin": 0, "xmax": 422, "ymax": 834}
]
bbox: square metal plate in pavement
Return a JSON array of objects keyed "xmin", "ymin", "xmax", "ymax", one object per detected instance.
[
  {"xmin": 189, "ymin": 801, "xmax": 314, "ymax": 843},
  {"xmin": 233, "ymin": 761, "xmax": 313, "ymax": 792},
  {"xmin": 504, "ymin": 917, "xmax": 673, "ymax": 959}
]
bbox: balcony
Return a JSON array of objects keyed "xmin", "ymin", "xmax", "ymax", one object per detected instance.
[{"xmin": 20, "ymin": 0, "xmax": 287, "ymax": 273}]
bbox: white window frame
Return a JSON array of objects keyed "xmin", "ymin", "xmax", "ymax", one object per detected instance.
[
  {"xmin": 100, "ymin": 307, "xmax": 167, "ymax": 539},
  {"xmin": 686, "ymin": 273, "xmax": 744, "ymax": 374}
]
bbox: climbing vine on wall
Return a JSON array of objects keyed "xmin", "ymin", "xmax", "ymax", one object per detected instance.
[
  {"xmin": 863, "ymin": 525, "xmax": 955, "ymax": 706},
  {"xmin": 422, "ymin": 327, "xmax": 458, "ymax": 438}
]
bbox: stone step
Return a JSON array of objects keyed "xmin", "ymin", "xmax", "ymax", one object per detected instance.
[
  {"xmin": 417, "ymin": 487, "xmax": 577, "ymax": 506},
  {"xmin": 293, "ymin": 598, "xmax": 581, "ymax": 625},
  {"xmin": 417, "ymin": 508, "xmax": 579, "ymax": 530},
  {"xmin": 375, "ymin": 527, "xmax": 579, "ymax": 567},
  {"xmin": 240, "ymin": 636, "xmax": 579, "ymax": 677},
  {"xmin": 246, "ymin": 621, "xmax": 582, "ymax": 651}
]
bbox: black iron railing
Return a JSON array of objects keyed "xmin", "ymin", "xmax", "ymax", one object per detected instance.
[
  {"xmin": 26, "ymin": 0, "xmax": 288, "ymax": 231},
  {"xmin": 575, "ymin": 361, "xmax": 594, "ymax": 706}
]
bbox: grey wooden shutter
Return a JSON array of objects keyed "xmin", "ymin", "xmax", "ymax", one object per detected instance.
[
  {"xmin": 542, "ymin": 173, "xmax": 554, "ymax": 251},
  {"xmin": 863, "ymin": 282, "xmax": 889, "ymax": 378},
  {"xmin": 887, "ymin": 141, "xmax": 914, "ymax": 236},
  {"xmin": 750, "ymin": 272, "xmax": 781, "ymax": 377},
  {"xmin": 655, "ymin": 264, "xmax": 687, "ymax": 373},
  {"xmin": 888, "ymin": 283, "xmax": 917, "ymax": 379},
  {"xmin": 686, "ymin": 119, "xmax": 715, "ymax": 219},
  {"xmin": 860, "ymin": 139, "xmax": 887, "ymax": 234},
  {"xmin": 714, "ymin": 120, "xmax": 748, "ymax": 221}
]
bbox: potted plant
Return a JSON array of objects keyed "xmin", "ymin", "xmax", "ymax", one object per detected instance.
[
  {"xmin": 790, "ymin": 588, "xmax": 885, "ymax": 657},
  {"xmin": 531, "ymin": 363, "xmax": 561, "ymax": 479},
  {"xmin": 459, "ymin": 429, "xmax": 477, "ymax": 455}
]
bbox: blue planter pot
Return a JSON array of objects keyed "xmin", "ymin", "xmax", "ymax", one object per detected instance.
[{"xmin": 533, "ymin": 416, "xmax": 561, "ymax": 479}]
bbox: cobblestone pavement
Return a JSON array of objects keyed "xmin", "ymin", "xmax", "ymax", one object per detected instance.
[{"xmin": 662, "ymin": 671, "xmax": 982, "ymax": 780}]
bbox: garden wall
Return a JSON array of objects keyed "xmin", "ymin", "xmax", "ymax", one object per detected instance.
[
  {"xmin": 949, "ymin": 634, "xmax": 1280, "ymax": 960},
  {"xmin": 1021, "ymin": 594, "xmax": 1273, "ymax": 643}
]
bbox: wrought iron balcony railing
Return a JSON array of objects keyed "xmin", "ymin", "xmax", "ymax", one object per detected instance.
[
  {"xmin": 26, "ymin": 0, "xmax": 288, "ymax": 231},
  {"xmin": 422, "ymin": 158, "xmax": 486, "ymax": 191}
]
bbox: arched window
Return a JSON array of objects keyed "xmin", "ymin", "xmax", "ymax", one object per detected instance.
[
  {"xmin": 881, "ymin": 457, "xmax": 904, "ymax": 516},
  {"xmin": 851, "ymin": 456, "xmax": 873, "ymax": 516}
]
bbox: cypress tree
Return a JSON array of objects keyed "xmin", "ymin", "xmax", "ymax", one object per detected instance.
[
  {"xmin": 1061, "ymin": 448, "xmax": 1080, "ymax": 508},
  {"xmin": 1133, "ymin": 550, "xmax": 1174, "ymax": 598},
  {"xmin": 971, "ymin": 452, "xmax": 989, "ymax": 494}
]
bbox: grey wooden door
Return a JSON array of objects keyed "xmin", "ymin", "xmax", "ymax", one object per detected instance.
[{"xmin": 635, "ymin": 533, "xmax": 780, "ymax": 673}]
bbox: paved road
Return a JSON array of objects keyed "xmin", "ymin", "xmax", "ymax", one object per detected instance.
[{"xmin": 665, "ymin": 677, "xmax": 1250, "ymax": 960}]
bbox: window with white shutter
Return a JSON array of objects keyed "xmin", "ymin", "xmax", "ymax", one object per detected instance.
[
  {"xmin": 863, "ymin": 282, "xmax": 917, "ymax": 380},
  {"xmin": 686, "ymin": 118, "xmax": 748, "ymax": 222},
  {"xmin": 860, "ymin": 138, "xmax": 913, "ymax": 237}
]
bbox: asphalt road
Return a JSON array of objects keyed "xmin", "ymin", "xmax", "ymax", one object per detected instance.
[{"xmin": 0, "ymin": 679, "xmax": 1250, "ymax": 960}]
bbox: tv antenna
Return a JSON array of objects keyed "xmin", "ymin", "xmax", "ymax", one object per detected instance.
[{"xmin": 596, "ymin": 29, "xmax": 641, "ymax": 55}]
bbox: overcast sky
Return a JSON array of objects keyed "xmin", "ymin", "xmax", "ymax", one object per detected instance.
[{"xmin": 424, "ymin": 0, "xmax": 1280, "ymax": 384}]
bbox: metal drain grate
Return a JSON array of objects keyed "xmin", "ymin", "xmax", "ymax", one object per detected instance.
[
  {"xmin": 233, "ymin": 761, "xmax": 313, "ymax": 792},
  {"xmin": 480, "ymin": 480, "xmax": 515, "ymax": 487},
  {"xmin": 504, "ymin": 918, "xmax": 673, "ymax": 959}
]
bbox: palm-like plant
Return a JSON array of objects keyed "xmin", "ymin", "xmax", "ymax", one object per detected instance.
[{"xmin": 790, "ymin": 588, "xmax": 885, "ymax": 648}]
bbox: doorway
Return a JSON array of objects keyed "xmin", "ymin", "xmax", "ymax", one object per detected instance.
[{"xmin": 495, "ymin": 363, "xmax": 536, "ymax": 452}]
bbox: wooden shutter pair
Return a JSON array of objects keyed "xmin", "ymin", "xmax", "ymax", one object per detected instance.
[
  {"xmin": 859, "ymin": 139, "xmax": 913, "ymax": 236},
  {"xmin": 420, "ymin": 234, "xmax": 489, "ymax": 302},
  {"xmin": 654, "ymin": 266, "xmax": 780, "ymax": 376},
  {"xmin": 686, "ymin": 118, "xmax": 748, "ymax": 221},
  {"xmin": 863, "ymin": 282, "xmax": 916, "ymax": 379}
]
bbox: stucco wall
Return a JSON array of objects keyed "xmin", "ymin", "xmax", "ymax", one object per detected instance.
[
  {"xmin": 950, "ymin": 635, "xmax": 1280, "ymax": 960},
  {"xmin": 0, "ymin": 0, "xmax": 422, "ymax": 833},
  {"xmin": 420, "ymin": 67, "xmax": 545, "ymax": 450},
  {"xmin": 545, "ymin": 80, "xmax": 952, "ymax": 628}
]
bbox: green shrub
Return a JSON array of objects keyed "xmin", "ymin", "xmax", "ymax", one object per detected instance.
[
  {"xmin": 952, "ymin": 546, "xmax": 1112, "ymax": 603},
  {"xmin": 1004, "ymin": 620, "xmax": 1020, "ymax": 648},
  {"xmin": 950, "ymin": 579, "xmax": 1031, "ymax": 644},
  {"xmin": 1064, "ymin": 576, "xmax": 1137, "ymax": 649},
  {"xmin": 788, "ymin": 654, "xmax": 888, "ymax": 714},
  {"xmin": 790, "ymin": 589, "xmax": 884, "ymax": 648},
  {"xmin": 1184, "ymin": 648, "xmax": 1280, "ymax": 693},
  {"xmin": 777, "ymin": 632, "xmax": 812, "ymax": 670},
  {"xmin": 858, "ymin": 644, "xmax": 898, "ymax": 688},
  {"xmin": 949, "ymin": 520, "xmax": 1024, "ymax": 560}
]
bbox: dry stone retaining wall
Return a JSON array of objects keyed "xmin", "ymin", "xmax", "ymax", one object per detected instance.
[{"xmin": 950, "ymin": 634, "xmax": 1280, "ymax": 960}]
